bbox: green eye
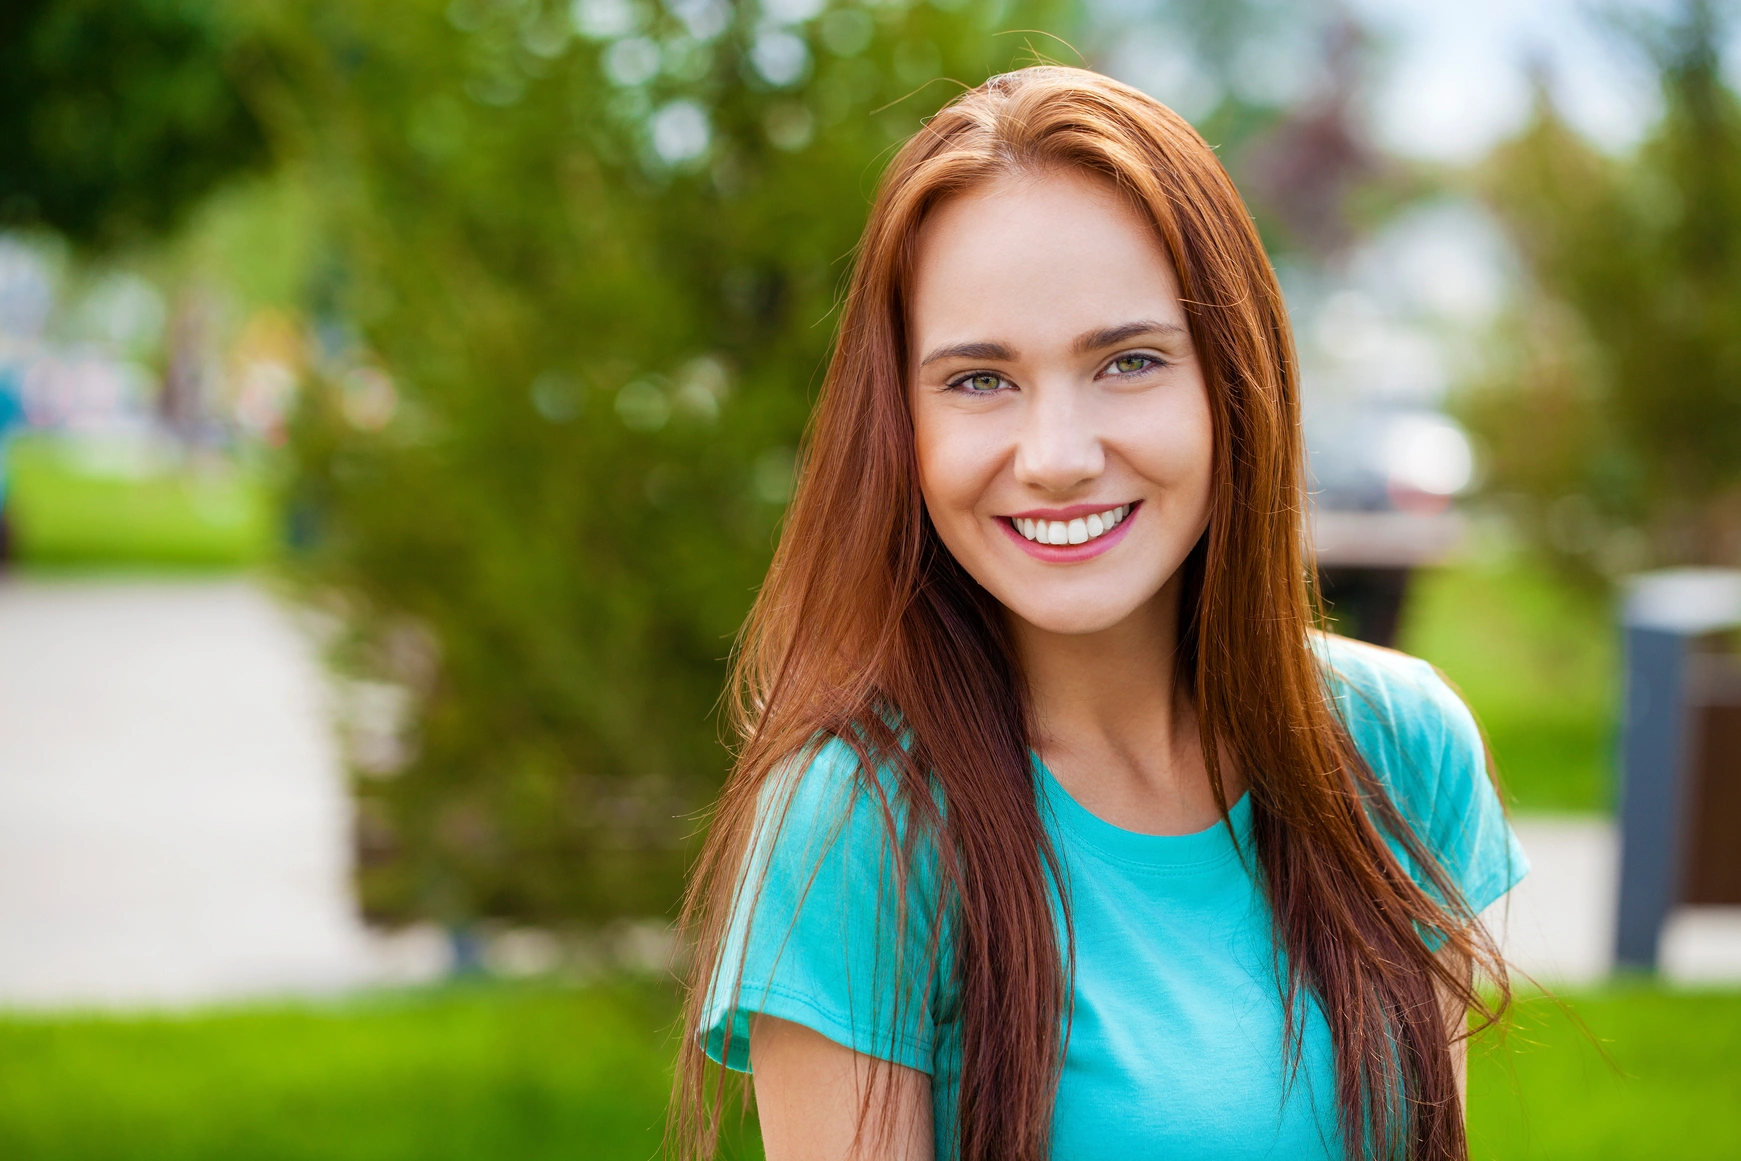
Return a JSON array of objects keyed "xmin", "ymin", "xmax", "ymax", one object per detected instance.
[
  {"xmin": 1112, "ymin": 355, "xmax": 1152, "ymax": 374},
  {"xmin": 964, "ymin": 373, "xmax": 1002, "ymax": 392}
]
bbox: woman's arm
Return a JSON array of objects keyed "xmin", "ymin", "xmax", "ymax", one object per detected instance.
[
  {"xmin": 1438, "ymin": 948, "xmax": 1472, "ymax": 1115},
  {"xmin": 1448, "ymin": 998, "xmax": 1468, "ymax": 1111},
  {"xmin": 751, "ymin": 1015, "xmax": 935, "ymax": 1161}
]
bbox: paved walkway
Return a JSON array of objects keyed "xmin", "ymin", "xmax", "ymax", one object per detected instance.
[
  {"xmin": 0, "ymin": 577, "xmax": 1734, "ymax": 1007},
  {"xmin": 0, "ymin": 577, "xmax": 410, "ymax": 1007},
  {"xmin": 1497, "ymin": 817, "xmax": 1741, "ymax": 986}
]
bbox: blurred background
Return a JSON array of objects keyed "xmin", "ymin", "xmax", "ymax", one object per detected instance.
[{"xmin": 1, "ymin": 0, "xmax": 1738, "ymax": 1156}]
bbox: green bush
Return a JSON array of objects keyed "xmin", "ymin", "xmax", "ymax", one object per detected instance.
[
  {"xmin": 0, "ymin": 0, "xmax": 268, "ymax": 247},
  {"xmin": 263, "ymin": 0, "xmax": 1075, "ymax": 925}
]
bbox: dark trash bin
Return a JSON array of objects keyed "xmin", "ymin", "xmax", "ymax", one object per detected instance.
[{"xmin": 1614, "ymin": 569, "xmax": 1741, "ymax": 971}]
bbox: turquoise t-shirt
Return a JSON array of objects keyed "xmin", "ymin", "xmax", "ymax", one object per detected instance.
[{"xmin": 703, "ymin": 635, "xmax": 1529, "ymax": 1159}]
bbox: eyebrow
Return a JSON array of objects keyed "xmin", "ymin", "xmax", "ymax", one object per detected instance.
[
  {"xmin": 1071, "ymin": 319, "xmax": 1186, "ymax": 354},
  {"xmin": 916, "ymin": 319, "xmax": 1186, "ymax": 368},
  {"xmin": 917, "ymin": 340, "xmax": 1016, "ymax": 367}
]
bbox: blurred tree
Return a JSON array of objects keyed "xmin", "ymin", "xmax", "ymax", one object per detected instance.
[
  {"xmin": 263, "ymin": 0, "xmax": 1076, "ymax": 925},
  {"xmin": 1468, "ymin": 0, "xmax": 1741, "ymax": 573},
  {"xmin": 1236, "ymin": 16, "xmax": 1379, "ymax": 260},
  {"xmin": 1086, "ymin": 0, "xmax": 1372, "ymax": 257},
  {"xmin": 0, "ymin": 0, "xmax": 269, "ymax": 248}
]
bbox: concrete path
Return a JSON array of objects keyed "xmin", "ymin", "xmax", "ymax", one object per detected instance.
[
  {"xmin": 1485, "ymin": 818, "xmax": 1617, "ymax": 986},
  {"xmin": 0, "ymin": 576, "xmax": 1734, "ymax": 1007},
  {"xmin": 1483, "ymin": 822, "xmax": 1741, "ymax": 986},
  {"xmin": 0, "ymin": 577, "xmax": 417, "ymax": 1007}
]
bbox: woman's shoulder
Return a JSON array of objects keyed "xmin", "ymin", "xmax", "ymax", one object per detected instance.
[
  {"xmin": 1312, "ymin": 631, "xmax": 1480, "ymax": 769},
  {"xmin": 710, "ymin": 732, "xmax": 947, "ymax": 1074},
  {"xmin": 755, "ymin": 730, "xmax": 933, "ymax": 873},
  {"xmin": 765, "ymin": 733, "xmax": 872, "ymax": 816},
  {"xmin": 1310, "ymin": 633, "xmax": 1483, "ymax": 817},
  {"xmin": 766, "ymin": 727, "xmax": 911, "ymax": 805},
  {"xmin": 1310, "ymin": 631, "xmax": 1526, "ymax": 912}
]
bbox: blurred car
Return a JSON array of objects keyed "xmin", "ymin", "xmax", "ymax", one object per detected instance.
[{"xmin": 1306, "ymin": 402, "xmax": 1473, "ymax": 645}]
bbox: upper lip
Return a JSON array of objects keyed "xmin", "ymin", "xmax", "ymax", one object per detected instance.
[{"xmin": 1005, "ymin": 501, "xmax": 1138, "ymax": 520}]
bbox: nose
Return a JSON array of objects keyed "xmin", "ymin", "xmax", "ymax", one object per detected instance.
[{"xmin": 1012, "ymin": 385, "xmax": 1105, "ymax": 493}]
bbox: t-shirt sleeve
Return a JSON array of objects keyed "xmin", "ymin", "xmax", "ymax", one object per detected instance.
[
  {"xmin": 1320, "ymin": 636, "xmax": 1530, "ymax": 919},
  {"xmin": 701, "ymin": 736, "xmax": 945, "ymax": 1075}
]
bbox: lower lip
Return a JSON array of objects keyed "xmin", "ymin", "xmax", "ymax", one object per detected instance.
[{"xmin": 999, "ymin": 504, "xmax": 1140, "ymax": 563}]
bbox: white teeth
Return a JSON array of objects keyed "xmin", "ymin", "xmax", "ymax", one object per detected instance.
[{"xmin": 1015, "ymin": 505, "xmax": 1132, "ymax": 547}]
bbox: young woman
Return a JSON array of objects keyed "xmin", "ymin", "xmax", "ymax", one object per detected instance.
[{"xmin": 674, "ymin": 66, "xmax": 1526, "ymax": 1161}]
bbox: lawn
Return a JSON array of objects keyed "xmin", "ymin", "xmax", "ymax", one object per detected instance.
[
  {"xmin": 4, "ymin": 434, "xmax": 275, "ymax": 569},
  {"xmin": 0, "ymin": 982, "xmax": 1733, "ymax": 1160},
  {"xmin": 1469, "ymin": 986, "xmax": 1741, "ymax": 1159},
  {"xmin": 1398, "ymin": 561, "xmax": 1617, "ymax": 814},
  {"xmin": 0, "ymin": 983, "xmax": 759, "ymax": 1161}
]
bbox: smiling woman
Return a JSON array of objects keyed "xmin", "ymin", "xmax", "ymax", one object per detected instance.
[
  {"xmin": 674, "ymin": 67, "xmax": 1525, "ymax": 1161},
  {"xmin": 908, "ymin": 171, "xmax": 1213, "ymax": 623}
]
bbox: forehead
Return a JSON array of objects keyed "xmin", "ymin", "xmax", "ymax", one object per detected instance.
[{"xmin": 908, "ymin": 169, "xmax": 1184, "ymax": 352}]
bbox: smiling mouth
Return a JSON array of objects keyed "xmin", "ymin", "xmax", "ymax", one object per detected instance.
[{"xmin": 1008, "ymin": 504, "xmax": 1133, "ymax": 546}]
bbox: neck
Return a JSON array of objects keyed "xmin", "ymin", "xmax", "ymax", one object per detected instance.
[{"xmin": 1009, "ymin": 573, "xmax": 1239, "ymax": 835}]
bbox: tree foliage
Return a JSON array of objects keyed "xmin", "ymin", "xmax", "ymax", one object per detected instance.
[
  {"xmin": 264, "ymin": 0, "xmax": 1076, "ymax": 924},
  {"xmin": 0, "ymin": 0, "xmax": 269, "ymax": 247},
  {"xmin": 1469, "ymin": 0, "xmax": 1741, "ymax": 571}
]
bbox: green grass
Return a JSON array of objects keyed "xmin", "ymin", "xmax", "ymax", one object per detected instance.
[
  {"xmin": 0, "ymin": 982, "xmax": 1733, "ymax": 1159},
  {"xmin": 1469, "ymin": 987, "xmax": 1741, "ymax": 1160},
  {"xmin": 6, "ymin": 435, "xmax": 275, "ymax": 569},
  {"xmin": 1398, "ymin": 562, "xmax": 1617, "ymax": 814},
  {"xmin": 0, "ymin": 982, "xmax": 761, "ymax": 1161}
]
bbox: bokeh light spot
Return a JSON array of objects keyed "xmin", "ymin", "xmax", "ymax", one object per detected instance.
[
  {"xmin": 649, "ymin": 99, "xmax": 711, "ymax": 162},
  {"xmin": 572, "ymin": 0, "xmax": 644, "ymax": 40},
  {"xmin": 605, "ymin": 37, "xmax": 662, "ymax": 86},
  {"xmin": 750, "ymin": 30, "xmax": 811, "ymax": 87},
  {"xmin": 764, "ymin": 102, "xmax": 815, "ymax": 150},
  {"xmin": 820, "ymin": 8, "xmax": 873, "ymax": 56},
  {"xmin": 1382, "ymin": 413, "xmax": 1473, "ymax": 498},
  {"xmin": 616, "ymin": 378, "xmax": 671, "ymax": 431}
]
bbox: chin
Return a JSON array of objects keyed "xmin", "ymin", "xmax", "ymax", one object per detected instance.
[{"xmin": 999, "ymin": 590, "xmax": 1152, "ymax": 637}]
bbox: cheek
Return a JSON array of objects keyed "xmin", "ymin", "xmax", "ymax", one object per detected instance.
[
  {"xmin": 1177, "ymin": 418, "xmax": 1216, "ymax": 514},
  {"xmin": 1124, "ymin": 393, "xmax": 1214, "ymax": 504},
  {"xmin": 913, "ymin": 409, "xmax": 1000, "ymax": 521}
]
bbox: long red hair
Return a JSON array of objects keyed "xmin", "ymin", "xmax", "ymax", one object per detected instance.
[{"xmin": 675, "ymin": 65, "xmax": 1505, "ymax": 1161}]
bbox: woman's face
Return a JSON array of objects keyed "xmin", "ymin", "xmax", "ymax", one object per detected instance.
[{"xmin": 908, "ymin": 168, "xmax": 1215, "ymax": 637}]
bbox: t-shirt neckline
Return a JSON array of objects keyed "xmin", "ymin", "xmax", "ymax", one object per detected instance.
[{"xmin": 1031, "ymin": 753, "xmax": 1254, "ymax": 870}]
